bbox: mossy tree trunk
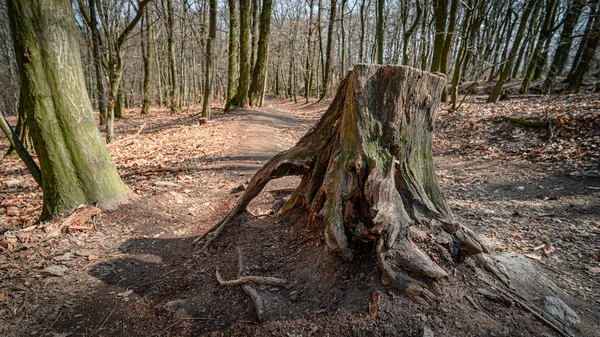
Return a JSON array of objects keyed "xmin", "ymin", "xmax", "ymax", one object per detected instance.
[
  {"xmin": 197, "ymin": 65, "xmax": 487, "ymax": 292},
  {"xmin": 8, "ymin": 0, "xmax": 130, "ymax": 220},
  {"xmin": 248, "ymin": 0, "xmax": 272, "ymax": 106}
]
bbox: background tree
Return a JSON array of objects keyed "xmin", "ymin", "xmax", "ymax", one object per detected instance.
[
  {"xmin": 202, "ymin": 0, "xmax": 217, "ymax": 119},
  {"xmin": 8, "ymin": 0, "xmax": 129, "ymax": 219},
  {"xmin": 141, "ymin": 5, "xmax": 153, "ymax": 115}
]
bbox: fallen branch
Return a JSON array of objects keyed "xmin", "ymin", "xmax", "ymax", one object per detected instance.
[
  {"xmin": 0, "ymin": 112, "xmax": 42, "ymax": 187},
  {"xmin": 122, "ymin": 164, "xmax": 204, "ymax": 177},
  {"xmin": 215, "ymin": 270, "xmax": 287, "ymax": 286},
  {"xmin": 107, "ymin": 122, "xmax": 146, "ymax": 148},
  {"xmin": 503, "ymin": 117, "xmax": 556, "ymax": 139}
]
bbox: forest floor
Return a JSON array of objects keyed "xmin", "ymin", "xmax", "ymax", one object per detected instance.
[{"xmin": 1, "ymin": 91, "xmax": 599, "ymax": 337}]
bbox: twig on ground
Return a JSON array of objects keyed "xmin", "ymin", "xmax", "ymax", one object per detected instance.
[{"xmin": 232, "ymin": 246, "xmax": 267, "ymax": 322}]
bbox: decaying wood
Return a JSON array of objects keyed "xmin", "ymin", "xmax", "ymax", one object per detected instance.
[{"xmin": 197, "ymin": 64, "xmax": 490, "ymax": 292}]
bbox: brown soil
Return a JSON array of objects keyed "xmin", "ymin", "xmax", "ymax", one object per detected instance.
[{"xmin": 1, "ymin": 96, "xmax": 599, "ymax": 337}]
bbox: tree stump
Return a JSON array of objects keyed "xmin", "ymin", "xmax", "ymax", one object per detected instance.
[{"xmin": 196, "ymin": 64, "xmax": 488, "ymax": 292}]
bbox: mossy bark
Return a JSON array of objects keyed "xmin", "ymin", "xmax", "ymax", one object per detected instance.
[
  {"xmin": 8, "ymin": 0, "xmax": 130, "ymax": 220},
  {"xmin": 198, "ymin": 65, "xmax": 487, "ymax": 291}
]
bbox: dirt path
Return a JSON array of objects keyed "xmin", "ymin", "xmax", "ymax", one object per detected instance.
[{"xmin": 1, "ymin": 98, "xmax": 599, "ymax": 337}]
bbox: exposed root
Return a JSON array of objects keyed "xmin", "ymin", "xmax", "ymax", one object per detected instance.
[
  {"xmin": 215, "ymin": 270, "xmax": 287, "ymax": 287},
  {"xmin": 236, "ymin": 247, "xmax": 264, "ymax": 322}
]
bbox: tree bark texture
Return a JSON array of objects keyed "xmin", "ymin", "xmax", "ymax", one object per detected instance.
[
  {"xmin": 225, "ymin": 0, "xmax": 238, "ymax": 111},
  {"xmin": 198, "ymin": 64, "xmax": 487, "ymax": 291},
  {"xmin": 202, "ymin": 0, "xmax": 217, "ymax": 119},
  {"xmin": 320, "ymin": 0, "xmax": 337, "ymax": 99},
  {"xmin": 7, "ymin": 0, "xmax": 130, "ymax": 219},
  {"xmin": 232, "ymin": 0, "xmax": 251, "ymax": 108},
  {"xmin": 248, "ymin": 0, "xmax": 272, "ymax": 105}
]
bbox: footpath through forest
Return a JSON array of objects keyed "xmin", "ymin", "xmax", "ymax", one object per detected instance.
[{"xmin": 0, "ymin": 96, "xmax": 599, "ymax": 336}]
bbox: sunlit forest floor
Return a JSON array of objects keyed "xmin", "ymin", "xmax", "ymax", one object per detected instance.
[{"xmin": 1, "ymin": 91, "xmax": 599, "ymax": 336}]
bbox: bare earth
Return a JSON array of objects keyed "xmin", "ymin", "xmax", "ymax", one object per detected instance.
[{"xmin": 0, "ymin": 95, "xmax": 599, "ymax": 337}]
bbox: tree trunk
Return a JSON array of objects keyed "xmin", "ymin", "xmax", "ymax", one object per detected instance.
[
  {"xmin": 488, "ymin": 0, "xmax": 539, "ymax": 103},
  {"xmin": 430, "ymin": 0, "xmax": 447, "ymax": 72},
  {"xmin": 197, "ymin": 64, "xmax": 488, "ymax": 292},
  {"xmin": 567, "ymin": 2, "xmax": 600, "ymax": 93},
  {"xmin": 543, "ymin": 0, "xmax": 584, "ymax": 91},
  {"xmin": 167, "ymin": 0, "xmax": 179, "ymax": 113},
  {"xmin": 521, "ymin": 0, "xmax": 557, "ymax": 94},
  {"xmin": 141, "ymin": 5, "xmax": 152, "ymax": 115},
  {"xmin": 202, "ymin": 0, "xmax": 217, "ymax": 119},
  {"xmin": 305, "ymin": 0, "xmax": 315, "ymax": 103},
  {"xmin": 231, "ymin": 0, "xmax": 251, "ymax": 108},
  {"xmin": 225, "ymin": 0, "xmax": 238, "ymax": 111},
  {"xmin": 88, "ymin": 0, "xmax": 106, "ymax": 124},
  {"xmin": 375, "ymin": 0, "xmax": 384, "ymax": 64},
  {"xmin": 0, "ymin": 110, "xmax": 41, "ymax": 186},
  {"xmin": 320, "ymin": 0, "xmax": 337, "ymax": 99},
  {"xmin": 7, "ymin": 0, "xmax": 129, "ymax": 219},
  {"xmin": 248, "ymin": 0, "xmax": 273, "ymax": 105}
]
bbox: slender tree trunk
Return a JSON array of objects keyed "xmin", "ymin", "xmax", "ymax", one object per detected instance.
[
  {"xmin": 225, "ymin": 0, "xmax": 238, "ymax": 111},
  {"xmin": 543, "ymin": 0, "xmax": 584, "ymax": 91},
  {"xmin": 305, "ymin": 0, "xmax": 315, "ymax": 103},
  {"xmin": 359, "ymin": 0, "xmax": 366, "ymax": 63},
  {"xmin": 231, "ymin": 0, "xmax": 251, "ymax": 107},
  {"xmin": 0, "ymin": 111, "xmax": 41, "ymax": 186},
  {"xmin": 451, "ymin": 0, "xmax": 473, "ymax": 109},
  {"xmin": 488, "ymin": 0, "xmax": 539, "ymax": 103},
  {"xmin": 376, "ymin": 0, "xmax": 384, "ymax": 63},
  {"xmin": 8, "ymin": 0, "xmax": 129, "ymax": 219},
  {"xmin": 430, "ymin": 0, "xmax": 448, "ymax": 72},
  {"xmin": 141, "ymin": 5, "xmax": 152, "ymax": 115},
  {"xmin": 402, "ymin": 0, "xmax": 422, "ymax": 65},
  {"xmin": 88, "ymin": 0, "xmax": 106, "ymax": 125},
  {"xmin": 439, "ymin": 0, "xmax": 457, "ymax": 101},
  {"xmin": 521, "ymin": 0, "xmax": 557, "ymax": 94},
  {"xmin": 568, "ymin": 2, "xmax": 600, "ymax": 93},
  {"xmin": 320, "ymin": 0, "xmax": 337, "ymax": 99},
  {"xmin": 202, "ymin": 0, "xmax": 217, "ymax": 119},
  {"xmin": 250, "ymin": 0, "xmax": 260, "ymax": 70},
  {"xmin": 248, "ymin": 0, "xmax": 273, "ymax": 105},
  {"xmin": 167, "ymin": 0, "xmax": 179, "ymax": 113}
]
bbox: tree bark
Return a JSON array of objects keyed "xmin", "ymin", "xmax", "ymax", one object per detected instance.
[
  {"xmin": 202, "ymin": 0, "xmax": 217, "ymax": 119},
  {"xmin": 376, "ymin": 0, "xmax": 384, "ymax": 64},
  {"xmin": 141, "ymin": 5, "xmax": 152, "ymax": 115},
  {"xmin": 430, "ymin": 0, "xmax": 447, "ymax": 72},
  {"xmin": 88, "ymin": 0, "xmax": 106, "ymax": 124},
  {"xmin": 167, "ymin": 0, "xmax": 179, "ymax": 113},
  {"xmin": 231, "ymin": 0, "xmax": 251, "ymax": 108},
  {"xmin": 320, "ymin": 0, "xmax": 337, "ymax": 99},
  {"xmin": 543, "ymin": 0, "xmax": 584, "ymax": 91},
  {"xmin": 7, "ymin": 0, "xmax": 129, "ymax": 219},
  {"xmin": 197, "ymin": 65, "xmax": 487, "ymax": 292},
  {"xmin": 248, "ymin": 0, "xmax": 273, "ymax": 105},
  {"xmin": 567, "ymin": 2, "xmax": 600, "ymax": 93},
  {"xmin": 225, "ymin": 0, "xmax": 238, "ymax": 111}
]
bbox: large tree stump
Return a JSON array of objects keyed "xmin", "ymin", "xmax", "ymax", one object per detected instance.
[{"xmin": 196, "ymin": 64, "xmax": 488, "ymax": 291}]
